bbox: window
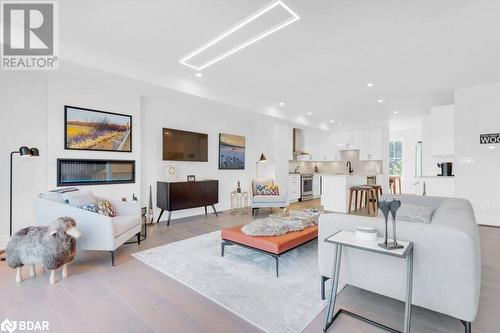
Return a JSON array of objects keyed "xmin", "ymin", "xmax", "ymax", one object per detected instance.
[{"xmin": 389, "ymin": 141, "xmax": 403, "ymax": 176}]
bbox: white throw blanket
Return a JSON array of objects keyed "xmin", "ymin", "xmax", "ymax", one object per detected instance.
[{"xmin": 241, "ymin": 210, "xmax": 320, "ymax": 236}]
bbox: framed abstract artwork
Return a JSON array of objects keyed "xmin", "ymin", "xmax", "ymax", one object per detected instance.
[
  {"xmin": 64, "ymin": 105, "xmax": 132, "ymax": 152},
  {"xmin": 219, "ymin": 133, "xmax": 245, "ymax": 170}
]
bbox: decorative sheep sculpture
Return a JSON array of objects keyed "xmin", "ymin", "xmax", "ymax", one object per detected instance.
[{"xmin": 6, "ymin": 217, "xmax": 81, "ymax": 285}]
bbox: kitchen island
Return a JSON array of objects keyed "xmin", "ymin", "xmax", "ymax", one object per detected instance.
[{"xmin": 321, "ymin": 174, "xmax": 371, "ymax": 213}]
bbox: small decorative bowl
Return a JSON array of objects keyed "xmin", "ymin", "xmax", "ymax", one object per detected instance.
[{"xmin": 355, "ymin": 226, "xmax": 378, "ymax": 241}]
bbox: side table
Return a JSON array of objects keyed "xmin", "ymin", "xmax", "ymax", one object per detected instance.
[
  {"xmin": 230, "ymin": 191, "xmax": 249, "ymax": 215},
  {"xmin": 125, "ymin": 206, "xmax": 147, "ymax": 244},
  {"xmin": 323, "ymin": 230, "xmax": 413, "ymax": 333}
]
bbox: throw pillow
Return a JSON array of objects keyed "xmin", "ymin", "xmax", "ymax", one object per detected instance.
[
  {"xmin": 78, "ymin": 204, "xmax": 98, "ymax": 213},
  {"xmin": 95, "ymin": 199, "xmax": 117, "ymax": 217},
  {"xmin": 396, "ymin": 203, "xmax": 435, "ymax": 223},
  {"xmin": 253, "ymin": 178, "xmax": 273, "ymax": 194},
  {"xmin": 267, "ymin": 183, "xmax": 279, "ymax": 195},
  {"xmin": 255, "ymin": 183, "xmax": 279, "ymax": 196}
]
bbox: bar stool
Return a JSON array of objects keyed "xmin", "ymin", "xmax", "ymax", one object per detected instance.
[
  {"xmin": 366, "ymin": 184, "xmax": 383, "ymax": 202},
  {"xmin": 389, "ymin": 176, "xmax": 401, "ymax": 194},
  {"xmin": 349, "ymin": 186, "xmax": 377, "ymax": 215}
]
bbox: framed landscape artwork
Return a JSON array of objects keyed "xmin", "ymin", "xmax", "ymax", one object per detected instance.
[
  {"xmin": 219, "ymin": 133, "xmax": 245, "ymax": 170},
  {"xmin": 64, "ymin": 106, "xmax": 132, "ymax": 152}
]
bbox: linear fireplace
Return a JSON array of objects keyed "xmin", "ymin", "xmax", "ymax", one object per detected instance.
[{"xmin": 57, "ymin": 159, "xmax": 135, "ymax": 186}]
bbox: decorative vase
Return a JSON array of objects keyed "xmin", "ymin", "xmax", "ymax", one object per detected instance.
[
  {"xmin": 237, "ymin": 181, "xmax": 241, "ymax": 193},
  {"xmin": 378, "ymin": 198, "xmax": 403, "ymax": 250},
  {"xmin": 389, "ymin": 199, "xmax": 402, "ymax": 249},
  {"xmin": 148, "ymin": 185, "xmax": 154, "ymax": 224},
  {"xmin": 378, "ymin": 200, "xmax": 390, "ymax": 248}
]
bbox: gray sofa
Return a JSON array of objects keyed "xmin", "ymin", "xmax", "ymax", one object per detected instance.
[{"xmin": 318, "ymin": 194, "xmax": 481, "ymax": 332}]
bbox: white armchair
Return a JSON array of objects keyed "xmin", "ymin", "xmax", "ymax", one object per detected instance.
[
  {"xmin": 33, "ymin": 193, "xmax": 141, "ymax": 266},
  {"xmin": 251, "ymin": 178, "xmax": 288, "ymax": 215}
]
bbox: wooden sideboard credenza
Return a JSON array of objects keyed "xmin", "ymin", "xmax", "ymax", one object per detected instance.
[{"xmin": 156, "ymin": 180, "xmax": 219, "ymax": 226}]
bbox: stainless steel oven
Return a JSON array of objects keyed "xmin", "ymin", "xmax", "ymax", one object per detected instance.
[{"xmin": 300, "ymin": 174, "xmax": 313, "ymax": 201}]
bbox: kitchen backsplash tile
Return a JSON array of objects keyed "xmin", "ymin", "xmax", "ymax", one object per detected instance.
[{"xmin": 289, "ymin": 150, "xmax": 383, "ymax": 175}]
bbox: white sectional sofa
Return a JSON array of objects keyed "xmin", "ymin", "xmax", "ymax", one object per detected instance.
[
  {"xmin": 318, "ymin": 194, "xmax": 480, "ymax": 333},
  {"xmin": 33, "ymin": 190, "xmax": 141, "ymax": 266}
]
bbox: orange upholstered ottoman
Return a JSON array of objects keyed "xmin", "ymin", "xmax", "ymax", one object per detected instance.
[{"xmin": 221, "ymin": 224, "xmax": 318, "ymax": 277}]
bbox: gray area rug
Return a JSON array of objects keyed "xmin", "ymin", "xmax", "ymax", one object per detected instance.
[{"xmin": 132, "ymin": 231, "xmax": 330, "ymax": 333}]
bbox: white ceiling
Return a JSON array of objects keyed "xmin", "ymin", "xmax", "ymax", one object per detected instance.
[{"xmin": 60, "ymin": 0, "xmax": 500, "ymax": 129}]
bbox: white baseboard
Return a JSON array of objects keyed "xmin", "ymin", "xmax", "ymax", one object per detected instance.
[{"xmin": 476, "ymin": 214, "xmax": 500, "ymax": 227}]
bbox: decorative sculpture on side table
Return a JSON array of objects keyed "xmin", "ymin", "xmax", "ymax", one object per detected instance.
[
  {"xmin": 378, "ymin": 198, "xmax": 403, "ymax": 250},
  {"xmin": 148, "ymin": 185, "xmax": 154, "ymax": 224}
]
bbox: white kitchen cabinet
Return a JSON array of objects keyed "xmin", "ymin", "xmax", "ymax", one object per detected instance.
[
  {"xmin": 340, "ymin": 130, "xmax": 358, "ymax": 149},
  {"xmin": 359, "ymin": 128, "xmax": 385, "ymax": 160},
  {"xmin": 303, "ymin": 131, "xmax": 323, "ymax": 161},
  {"xmin": 351, "ymin": 130, "xmax": 361, "ymax": 149},
  {"xmin": 431, "ymin": 105, "xmax": 455, "ymax": 156},
  {"xmin": 288, "ymin": 174, "xmax": 301, "ymax": 202},
  {"xmin": 320, "ymin": 127, "xmax": 387, "ymax": 161},
  {"xmin": 321, "ymin": 132, "xmax": 341, "ymax": 161},
  {"xmin": 288, "ymin": 127, "xmax": 295, "ymax": 160},
  {"xmin": 313, "ymin": 175, "xmax": 321, "ymax": 197}
]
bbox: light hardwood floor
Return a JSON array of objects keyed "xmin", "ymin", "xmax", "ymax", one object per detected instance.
[{"xmin": 0, "ymin": 200, "xmax": 498, "ymax": 333}]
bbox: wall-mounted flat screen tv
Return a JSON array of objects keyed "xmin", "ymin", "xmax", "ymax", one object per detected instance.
[{"xmin": 162, "ymin": 128, "xmax": 208, "ymax": 162}]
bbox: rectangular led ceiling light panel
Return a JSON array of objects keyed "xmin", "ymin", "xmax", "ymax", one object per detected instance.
[{"xmin": 179, "ymin": 0, "xmax": 300, "ymax": 71}]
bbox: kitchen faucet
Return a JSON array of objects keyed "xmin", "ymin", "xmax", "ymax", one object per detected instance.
[{"xmin": 346, "ymin": 161, "xmax": 354, "ymax": 174}]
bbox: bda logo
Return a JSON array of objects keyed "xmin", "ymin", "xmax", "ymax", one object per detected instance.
[{"xmin": 0, "ymin": 319, "xmax": 17, "ymax": 333}]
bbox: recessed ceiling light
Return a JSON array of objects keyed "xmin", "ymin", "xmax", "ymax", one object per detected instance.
[
  {"xmin": 366, "ymin": 83, "xmax": 374, "ymax": 87},
  {"xmin": 279, "ymin": 102, "xmax": 285, "ymax": 106},
  {"xmin": 195, "ymin": 72, "xmax": 203, "ymax": 77},
  {"xmin": 393, "ymin": 110, "xmax": 399, "ymax": 114},
  {"xmin": 330, "ymin": 119, "xmax": 335, "ymax": 123},
  {"xmin": 179, "ymin": 1, "xmax": 300, "ymax": 71},
  {"xmin": 377, "ymin": 99, "xmax": 384, "ymax": 103},
  {"xmin": 307, "ymin": 112, "xmax": 312, "ymax": 115}
]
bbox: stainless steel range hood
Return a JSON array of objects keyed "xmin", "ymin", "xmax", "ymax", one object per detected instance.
[{"xmin": 293, "ymin": 128, "xmax": 310, "ymax": 160}]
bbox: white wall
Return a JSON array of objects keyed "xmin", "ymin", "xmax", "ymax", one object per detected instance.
[
  {"xmin": 0, "ymin": 63, "xmax": 306, "ymax": 239},
  {"xmin": 455, "ymin": 81, "xmax": 500, "ymax": 226},
  {"xmin": 141, "ymin": 94, "xmax": 258, "ymax": 220},
  {"xmin": 47, "ymin": 73, "xmax": 142, "ymax": 199},
  {"xmin": 0, "ymin": 70, "xmax": 142, "ymax": 247},
  {"xmin": 272, "ymin": 124, "xmax": 292, "ymax": 195},
  {"xmin": 421, "ymin": 114, "xmax": 454, "ymax": 176},
  {"xmin": 0, "ymin": 72, "xmax": 48, "ymax": 246},
  {"xmin": 254, "ymin": 121, "xmax": 276, "ymax": 180}
]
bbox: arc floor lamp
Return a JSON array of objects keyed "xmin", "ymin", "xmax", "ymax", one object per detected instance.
[
  {"xmin": 0, "ymin": 146, "xmax": 39, "ymax": 261},
  {"xmin": 256, "ymin": 153, "xmax": 267, "ymax": 178}
]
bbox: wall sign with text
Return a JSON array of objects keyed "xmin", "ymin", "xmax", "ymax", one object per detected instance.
[{"xmin": 480, "ymin": 133, "xmax": 500, "ymax": 144}]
